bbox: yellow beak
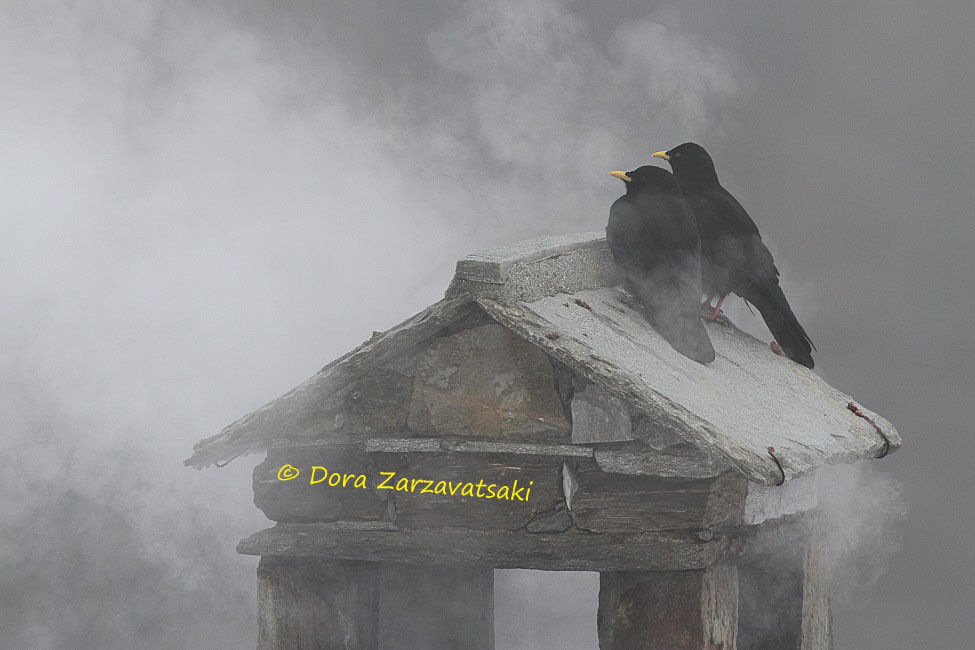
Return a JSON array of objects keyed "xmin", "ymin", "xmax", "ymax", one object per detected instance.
[
  {"xmin": 608, "ymin": 170, "xmax": 632, "ymax": 182},
  {"xmin": 651, "ymin": 150, "xmax": 671, "ymax": 161}
]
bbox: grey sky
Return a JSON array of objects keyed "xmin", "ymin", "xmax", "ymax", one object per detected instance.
[{"xmin": 1, "ymin": 0, "xmax": 972, "ymax": 647}]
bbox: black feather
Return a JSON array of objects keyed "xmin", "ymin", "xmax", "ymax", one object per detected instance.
[
  {"xmin": 606, "ymin": 166, "xmax": 715, "ymax": 364},
  {"xmin": 662, "ymin": 143, "xmax": 815, "ymax": 369}
]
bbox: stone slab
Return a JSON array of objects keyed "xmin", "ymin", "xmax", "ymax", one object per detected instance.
[
  {"xmin": 238, "ymin": 524, "xmax": 740, "ymax": 572},
  {"xmin": 743, "ymin": 472, "xmax": 819, "ymax": 525},
  {"xmin": 571, "ymin": 384, "xmax": 635, "ymax": 444},
  {"xmin": 570, "ymin": 462, "xmax": 747, "ymax": 533},
  {"xmin": 478, "ymin": 288, "xmax": 901, "ymax": 485},
  {"xmin": 454, "ymin": 232, "xmax": 607, "ymax": 284}
]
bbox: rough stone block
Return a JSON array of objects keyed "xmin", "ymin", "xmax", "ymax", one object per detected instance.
[
  {"xmin": 743, "ymin": 472, "xmax": 818, "ymax": 525},
  {"xmin": 306, "ymin": 355, "xmax": 417, "ymax": 438},
  {"xmin": 594, "ymin": 442, "xmax": 731, "ymax": 479},
  {"xmin": 254, "ymin": 446, "xmax": 389, "ymax": 523},
  {"xmin": 571, "ymin": 384, "xmax": 634, "ymax": 444},
  {"xmin": 571, "ymin": 463, "xmax": 748, "ymax": 533},
  {"xmin": 407, "ymin": 323, "xmax": 571, "ymax": 441},
  {"xmin": 631, "ymin": 413, "xmax": 687, "ymax": 450},
  {"xmin": 525, "ymin": 507, "xmax": 572, "ymax": 533},
  {"xmin": 377, "ymin": 451, "xmax": 564, "ymax": 531},
  {"xmin": 257, "ymin": 556, "xmax": 379, "ymax": 649},
  {"xmin": 801, "ymin": 531, "xmax": 834, "ymax": 649}
]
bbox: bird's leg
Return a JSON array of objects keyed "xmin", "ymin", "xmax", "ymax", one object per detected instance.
[
  {"xmin": 700, "ymin": 295, "xmax": 715, "ymax": 316},
  {"xmin": 705, "ymin": 295, "xmax": 727, "ymax": 322}
]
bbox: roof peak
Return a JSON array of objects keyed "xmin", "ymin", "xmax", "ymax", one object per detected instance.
[
  {"xmin": 447, "ymin": 231, "xmax": 621, "ymax": 305},
  {"xmin": 455, "ymin": 231, "xmax": 605, "ymax": 284}
]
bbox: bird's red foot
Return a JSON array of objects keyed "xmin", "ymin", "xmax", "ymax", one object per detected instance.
[
  {"xmin": 701, "ymin": 295, "xmax": 727, "ymax": 323},
  {"xmin": 770, "ymin": 341, "xmax": 785, "ymax": 356},
  {"xmin": 701, "ymin": 305, "xmax": 729, "ymax": 324},
  {"xmin": 705, "ymin": 309, "xmax": 728, "ymax": 323}
]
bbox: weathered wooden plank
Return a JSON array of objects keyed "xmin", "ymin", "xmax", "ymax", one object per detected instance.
[
  {"xmin": 238, "ymin": 524, "xmax": 740, "ymax": 572},
  {"xmin": 571, "ymin": 462, "xmax": 748, "ymax": 533},
  {"xmin": 598, "ymin": 563, "xmax": 738, "ymax": 649},
  {"xmin": 406, "ymin": 323, "xmax": 571, "ymax": 442},
  {"xmin": 185, "ymin": 295, "xmax": 476, "ymax": 468},
  {"xmin": 478, "ymin": 290, "xmax": 901, "ymax": 485},
  {"xmin": 257, "ymin": 556, "xmax": 380, "ymax": 649}
]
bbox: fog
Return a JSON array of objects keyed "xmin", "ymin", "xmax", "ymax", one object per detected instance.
[{"xmin": 2, "ymin": 0, "xmax": 971, "ymax": 647}]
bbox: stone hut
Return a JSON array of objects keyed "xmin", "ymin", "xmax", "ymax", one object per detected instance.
[{"xmin": 186, "ymin": 233, "xmax": 901, "ymax": 649}]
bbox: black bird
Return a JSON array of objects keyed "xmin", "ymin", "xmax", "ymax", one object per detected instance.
[
  {"xmin": 652, "ymin": 143, "xmax": 815, "ymax": 368},
  {"xmin": 607, "ymin": 165, "xmax": 715, "ymax": 364}
]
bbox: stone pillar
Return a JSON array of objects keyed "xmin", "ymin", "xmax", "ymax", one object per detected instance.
[
  {"xmin": 597, "ymin": 564, "xmax": 738, "ymax": 649},
  {"xmin": 257, "ymin": 556, "xmax": 380, "ymax": 649},
  {"xmin": 800, "ymin": 532, "xmax": 833, "ymax": 650},
  {"xmin": 378, "ymin": 563, "xmax": 494, "ymax": 649},
  {"xmin": 257, "ymin": 558, "xmax": 494, "ymax": 650},
  {"xmin": 736, "ymin": 522, "xmax": 833, "ymax": 649}
]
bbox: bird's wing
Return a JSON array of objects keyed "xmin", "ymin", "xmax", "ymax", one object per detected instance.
[
  {"xmin": 608, "ymin": 193, "xmax": 715, "ymax": 364},
  {"xmin": 625, "ymin": 263, "xmax": 715, "ymax": 364},
  {"xmin": 706, "ymin": 191, "xmax": 815, "ymax": 367},
  {"xmin": 607, "ymin": 196, "xmax": 666, "ymax": 273},
  {"xmin": 606, "ymin": 197, "xmax": 640, "ymax": 269},
  {"xmin": 706, "ymin": 189, "xmax": 781, "ymax": 282}
]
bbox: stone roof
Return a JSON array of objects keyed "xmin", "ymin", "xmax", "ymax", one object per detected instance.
[{"xmin": 185, "ymin": 233, "xmax": 901, "ymax": 485}]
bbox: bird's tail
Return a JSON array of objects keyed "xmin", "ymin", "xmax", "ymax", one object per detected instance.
[
  {"xmin": 746, "ymin": 283, "xmax": 815, "ymax": 369},
  {"xmin": 630, "ymin": 275, "xmax": 716, "ymax": 365},
  {"xmin": 671, "ymin": 311, "xmax": 718, "ymax": 365}
]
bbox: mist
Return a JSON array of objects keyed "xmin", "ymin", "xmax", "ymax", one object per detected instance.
[{"xmin": 3, "ymin": 0, "xmax": 972, "ymax": 647}]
